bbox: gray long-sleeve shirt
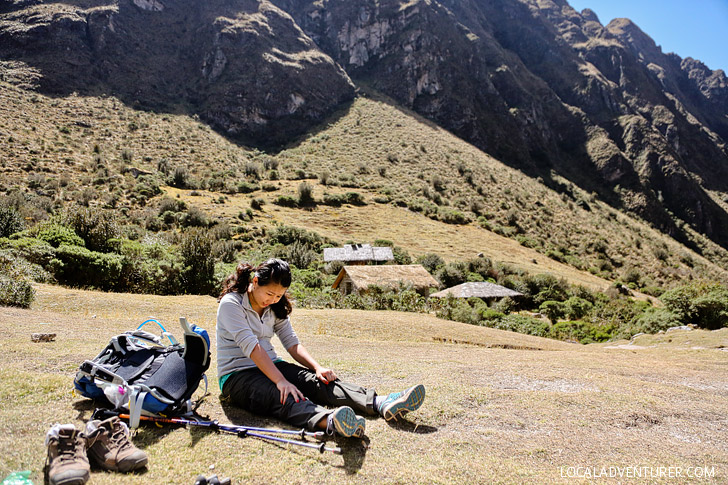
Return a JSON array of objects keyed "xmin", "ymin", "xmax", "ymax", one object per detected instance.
[{"xmin": 216, "ymin": 291, "xmax": 300, "ymax": 379}]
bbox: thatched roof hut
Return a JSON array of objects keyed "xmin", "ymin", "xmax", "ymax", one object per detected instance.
[
  {"xmin": 430, "ymin": 282, "xmax": 523, "ymax": 299},
  {"xmin": 323, "ymin": 244, "xmax": 394, "ymax": 265},
  {"xmin": 332, "ymin": 265, "xmax": 439, "ymax": 296}
]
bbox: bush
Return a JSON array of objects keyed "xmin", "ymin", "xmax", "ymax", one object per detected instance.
[
  {"xmin": 50, "ymin": 244, "xmax": 124, "ymax": 290},
  {"xmin": 0, "ymin": 204, "xmax": 24, "ymax": 237},
  {"xmin": 539, "ymin": 300, "xmax": 564, "ymax": 324},
  {"xmin": 269, "ymin": 225, "xmax": 326, "ymax": 251},
  {"xmin": 237, "ymin": 181, "xmax": 260, "ymax": 194},
  {"xmin": 549, "ymin": 320, "xmax": 615, "ymax": 343},
  {"xmin": 563, "ymin": 297, "xmax": 594, "ymax": 320},
  {"xmin": 34, "ymin": 223, "xmax": 85, "ymax": 248},
  {"xmin": 274, "ymin": 195, "xmax": 298, "ymax": 207},
  {"xmin": 180, "ymin": 228, "xmax": 216, "ymax": 295},
  {"xmin": 0, "ymin": 237, "xmax": 56, "ymax": 267},
  {"xmin": 631, "ymin": 308, "xmax": 683, "ymax": 335},
  {"xmin": 0, "ymin": 277, "xmax": 35, "ymax": 308},
  {"xmin": 661, "ymin": 283, "xmax": 728, "ymax": 329},
  {"xmin": 416, "ymin": 253, "xmax": 445, "ymax": 274},
  {"xmin": 488, "ymin": 314, "xmax": 550, "ymax": 338},
  {"xmin": 437, "ymin": 207, "xmax": 470, "ymax": 225},
  {"xmin": 436, "ymin": 262, "xmax": 467, "ymax": 288},
  {"xmin": 297, "ymin": 182, "xmax": 315, "ymax": 206},
  {"xmin": 65, "ymin": 208, "xmax": 122, "ymax": 253},
  {"xmin": 283, "ymin": 240, "xmax": 319, "ymax": 269},
  {"xmin": 0, "ymin": 250, "xmax": 52, "ymax": 283}
]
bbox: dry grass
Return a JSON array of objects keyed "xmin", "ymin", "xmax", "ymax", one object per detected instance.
[
  {"xmin": 2, "ymin": 81, "xmax": 728, "ymax": 292},
  {"xmin": 1, "ymin": 284, "xmax": 727, "ymax": 484}
]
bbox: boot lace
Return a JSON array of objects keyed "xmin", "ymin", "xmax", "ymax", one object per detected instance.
[
  {"xmin": 109, "ymin": 422, "xmax": 134, "ymax": 453},
  {"xmin": 55, "ymin": 434, "xmax": 82, "ymax": 464}
]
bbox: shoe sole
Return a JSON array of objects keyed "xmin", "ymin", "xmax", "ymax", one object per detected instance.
[
  {"xmin": 383, "ymin": 384, "xmax": 426, "ymax": 422},
  {"xmin": 332, "ymin": 407, "xmax": 365, "ymax": 438}
]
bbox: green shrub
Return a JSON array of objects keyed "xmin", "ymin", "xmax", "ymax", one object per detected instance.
[
  {"xmin": 34, "ymin": 223, "xmax": 85, "ymax": 248},
  {"xmin": 0, "ymin": 277, "xmax": 35, "ymax": 308},
  {"xmin": 660, "ymin": 283, "xmax": 728, "ymax": 329},
  {"xmin": 436, "ymin": 207, "xmax": 470, "ymax": 225},
  {"xmin": 180, "ymin": 228, "xmax": 216, "ymax": 295},
  {"xmin": 282, "ymin": 240, "xmax": 319, "ymax": 269},
  {"xmin": 0, "ymin": 204, "xmax": 24, "ymax": 237},
  {"xmin": 436, "ymin": 262, "xmax": 467, "ymax": 288},
  {"xmin": 180, "ymin": 206, "xmax": 209, "ymax": 227},
  {"xmin": 631, "ymin": 308, "xmax": 683, "ymax": 335},
  {"xmin": 488, "ymin": 314, "xmax": 550, "ymax": 338},
  {"xmin": 65, "ymin": 208, "xmax": 122, "ymax": 253},
  {"xmin": 539, "ymin": 300, "xmax": 564, "ymax": 324},
  {"xmin": 416, "ymin": 253, "xmax": 445, "ymax": 274},
  {"xmin": 343, "ymin": 192, "xmax": 365, "ymax": 206},
  {"xmin": 549, "ymin": 320, "xmax": 615, "ymax": 343},
  {"xmin": 237, "ymin": 181, "xmax": 260, "ymax": 194},
  {"xmin": 269, "ymin": 225, "xmax": 326, "ymax": 251},
  {"xmin": 274, "ymin": 195, "xmax": 298, "ymax": 207},
  {"xmin": 0, "ymin": 237, "xmax": 56, "ymax": 267},
  {"xmin": 50, "ymin": 244, "xmax": 124, "ymax": 290},
  {"xmin": 563, "ymin": 297, "xmax": 594, "ymax": 320},
  {"xmin": 322, "ymin": 193, "xmax": 346, "ymax": 206},
  {"xmin": 297, "ymin": 182, "xmax": 315, "ymax": 206},
  {"xmin": 0, "ymin": 250, "xmax": 52, "ymax": 283}
]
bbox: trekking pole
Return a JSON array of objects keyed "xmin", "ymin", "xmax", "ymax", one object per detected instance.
[
  {"xmin": 94, "ymin": 409, "xmax": 325, "ymax": 440},
  {"xmin": 103, "ymin": 411, "xmax": 341, "ymax": 454}
]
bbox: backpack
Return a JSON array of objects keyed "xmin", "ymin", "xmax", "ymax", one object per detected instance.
[{"xmin": 74, "ymin": 317, "xmax": 210, "ymax": 428}]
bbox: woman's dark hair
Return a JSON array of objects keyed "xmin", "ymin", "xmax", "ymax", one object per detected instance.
[{"xmin": 219, "ymin": 258, "xmax": 293, "ymax": 318}]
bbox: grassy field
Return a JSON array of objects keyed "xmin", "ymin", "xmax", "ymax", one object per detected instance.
[{"xmin": 1, "ymin": 284, "xmax": 727, "ymax": 484}]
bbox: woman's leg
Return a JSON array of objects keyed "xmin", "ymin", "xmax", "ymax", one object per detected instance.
[
  {"xmin": 222, "ymin": 367, "xmax": 330, "ymax": 430},
  {"xmin": 276, "ymin": 362, "xmax": 379, "ymax": 417}
]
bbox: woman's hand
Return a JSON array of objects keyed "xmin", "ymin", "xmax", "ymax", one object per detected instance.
[
  {"xmin": 316, "ymin": 367, "xmax": 338, "ymax": 385},
  {"xmin": 277, "ymin": 379, "xmax": 305, "ymax": 404}
]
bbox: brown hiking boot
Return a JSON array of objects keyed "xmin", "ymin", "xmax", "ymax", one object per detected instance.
[
  {"xmin": 45, "ymin": 424, "xmax": 90, "ymax": 485},
  {"xmin": 85, "ymin": 416, "xmax": 148, "ymax": 472}
]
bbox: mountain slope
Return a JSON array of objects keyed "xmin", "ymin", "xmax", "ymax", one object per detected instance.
[
  {"xmin": 2, "ymin": 82, "xmax": 727, "ymax": 290},
  {"xmin": 271, "ymin": 0, "xmax": 728, "ymax": 250},
  {"xmin": 0, "ymin": 0, "xmax": 355, "ymax": 145}
]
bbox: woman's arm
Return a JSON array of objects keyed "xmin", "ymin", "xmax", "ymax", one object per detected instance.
[
  {"xmin": 287, "ymin": 343, "xmax": 338, "ymax": 384},
  {"xmin": 249, "ymin": 343, "xmax": 305, "ymax": 404}
]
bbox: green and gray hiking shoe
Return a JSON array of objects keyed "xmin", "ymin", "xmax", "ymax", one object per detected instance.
[
  {"xmin": 327, "ymin": 406, "xmax": 366, "ymax": 438},
  {"xmin": 45, "ymin": 424, "xmax": 90, "ymax": 485},
  {"xmin": 85, "ymin": 416, "xmax": 148, "ymax": 472},
  {"xmin": 379, "ymin": 384, "xmax": 426, "ymax": 422}
]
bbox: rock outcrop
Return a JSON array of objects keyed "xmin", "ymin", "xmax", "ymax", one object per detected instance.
[
  {"xmin": 0, "ymin": 0, "xmax": 355, "ymax": 146},
  {"xmin": 273, "ymin": 0, "xmax": 728, "ymax": 249},
  {"xmin": 2, "ymin": 0, "xmax": 728, "ymax": 249}
]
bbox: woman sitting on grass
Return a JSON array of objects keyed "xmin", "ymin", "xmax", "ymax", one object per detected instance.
[{"xmin": 216, "ymin": 258, "xmax": 425, "ymax": 437}]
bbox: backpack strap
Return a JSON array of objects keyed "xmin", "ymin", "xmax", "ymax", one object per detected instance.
[
  {"xmin": 180, "ymin": 317, "xmax": 210, "ymax": 368},
  {"xmin": 138, "ymin": 318, "xmax": 179, "ymax": 346}
]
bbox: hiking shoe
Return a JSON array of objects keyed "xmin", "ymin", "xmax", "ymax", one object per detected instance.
[
  {"xmin": 45, "ymin": 424, "xmax": 90, "ymax": 485},
  {"xmin": 327, "ymin": 406, "xmax": 366, "ymax": 438},
  {"xmin": 379, "ymin": 384, "xmax": 426, "ymax": 422},
  {"xmin": 85, "ymin": 416, "xmax": 148, "ymax": 472}
]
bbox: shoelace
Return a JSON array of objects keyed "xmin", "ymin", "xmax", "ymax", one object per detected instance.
[
  {"xmin": 55, "ymin": 434, "xmax": 82, "ymax": 464},
  {"xmin": 108, "ymin": 423, "xmax": 134, "ymax": 452}
]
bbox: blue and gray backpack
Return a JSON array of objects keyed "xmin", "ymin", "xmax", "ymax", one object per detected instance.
[{"xmin": 74, "ymin": 317, "xmax": 210, "ymax": 428}]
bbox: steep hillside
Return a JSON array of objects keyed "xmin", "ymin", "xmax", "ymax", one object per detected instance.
[
  {"xmin": 0, "ymin": 0, "xmax": 355, "ymax": 145},
  {"xmin": 2, "ymin": 82, "xmax": 728, "ymax": 290},
  {"xmin": 2, "ymin": 0, "xmax": 728, "ymax": 261},
  {"xmin": 273, "ymin": 0, "xmax": 728, "ymax": 251}
]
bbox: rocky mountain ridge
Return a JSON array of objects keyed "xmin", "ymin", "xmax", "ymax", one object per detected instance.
[{"xmin": 1, "ymin": 0, "xmax": 728, "ymax": 253}]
